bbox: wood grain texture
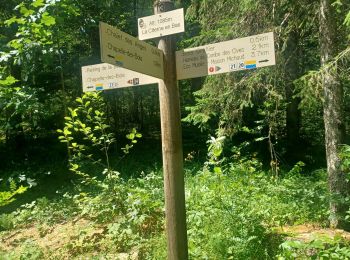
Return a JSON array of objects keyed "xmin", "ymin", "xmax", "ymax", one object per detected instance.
[{"xmin": 155, "ymin": 1, "xmax": 189, "ymax": 259}]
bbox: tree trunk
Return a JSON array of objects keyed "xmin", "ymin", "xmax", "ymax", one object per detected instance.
[
  {"xmin": 319, "ymin": 0, "xmax": 348, "ymax": 229},
  {"xmin": 284, "ymin": 30, "xmax": 302, "ymax": 164}
]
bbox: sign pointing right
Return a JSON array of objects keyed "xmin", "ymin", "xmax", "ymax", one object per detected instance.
[{"xmin": 175, "ymin": 32, "xmax": 275, "ymax": 80}]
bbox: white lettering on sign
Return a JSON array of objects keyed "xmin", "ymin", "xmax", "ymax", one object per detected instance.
[
  {"xmin": 100, "ymin": 22, "xmax": 164, "ymax": 79},
  {"xmin": 176, "ymin": 32, "xmax": 275, "ymax": 80},
  {"xmin": 138, "ymin": 8, "xmax": 185, "ymax": 40},
  {"xmin": 81, "ymin": 63, "xmax": 158, "ymax": 92}
]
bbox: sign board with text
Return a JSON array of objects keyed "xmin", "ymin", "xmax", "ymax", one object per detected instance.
[
  {"xmin": 81, "ymin": 63, "xmax": 158, "ymax": 92},
  {"xmin": 175, "ymin": 32, "xmax": 275, "ymax": 80},
  {"xmin": 138, "ymin": 8, "xmax": 185, "ymax": 40},
  {"xmin": 100, "ymin": 22, "xmax": 164, "ymax": 79}
]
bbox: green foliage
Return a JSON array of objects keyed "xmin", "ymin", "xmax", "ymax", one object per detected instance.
[
  {"xmin": 345, "ymin": 10, "xmax": 350, "ymax": 29},
  {"xmin": 0, "ymin": 213, "xmax": 15, "ymax": 231},
  {"xmin": 3, "ymin": 0, "xmax": 78, "ymax": 55},
  {"xmin": 65, "ymin": 224, "xmax": 100, "ymax": 256},
  {"xmin": 287, "ymin": 161, "xmax": 306, "ymax": 176},
  {"xmin": 145, "ymin": 148, "xmax": 329, "ymax": 259},
  {"xmin": 0, "ymin": 153, "xmax": 334, "ymax": 259},
  {"xmin": 205, "ymin": 135, "xmax": 226, "ymax": 173},
  {"xmin": 0, "ymin": 75, "xmax": 17, "ymax": 86},
  {"xmin": 278, "ymin": 236, "xmax": 350, "ymax": 259},
  {"xmin": 58, "ymin": 92, "xmax": 115, "ymax": 178},
  {"xmin": 57, "ymin": 92, "xmax": 142, "ymax": 182},
  {"xmin": 0, "ymin": 239, "xmax": 44, "ymax": 260},
  {"xmin": 184, "ymin": 168, "xmax": 328, "ymax": 259},
  {"xmin": 12, "ymin": 196, "xmax": 76, "ymax": 227},
  {"xmin": 0, "ymin": 178, "xmax": 27, "ymax": 207},
  {"xmin": 123, "ymin": 128, "xmax": 143, "ymax": 154},
  {"xmin": 340, "ymin": 144, "xmax": 350, "ymax": 174}
]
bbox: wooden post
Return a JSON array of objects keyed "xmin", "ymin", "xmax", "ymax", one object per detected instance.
[{"xmin": 154, "ymin": 1, "xmax": 189, "ymax": 259}]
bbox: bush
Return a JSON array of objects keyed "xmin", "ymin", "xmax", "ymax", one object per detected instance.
[{"xmin": 0, "ymin": 213, "xmax": 14, "ymax": 231}]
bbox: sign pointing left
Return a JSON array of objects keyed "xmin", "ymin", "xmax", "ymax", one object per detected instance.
[
  {"xmin": 99, "ymin": 22, "xmax": 164, "ymax": 79},
  {"xmin": 81, "ymin": 63, "xmax": 158, "ymax": 92}
]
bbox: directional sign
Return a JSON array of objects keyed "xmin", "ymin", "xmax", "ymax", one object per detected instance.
[
  {"xmin": 99, "ymin": 22, "xmax": 164, "ymax": 79},
  {"xmin": 81, "ymin": 63, "xmax": 158, "ymax": 92},
  {"xmin": 176, "ymin": 32, "xmax": 275, "ymax": 80},
  {"xmin": 138, "ymin": 8, "xmax": 185, "ymax": 40}
]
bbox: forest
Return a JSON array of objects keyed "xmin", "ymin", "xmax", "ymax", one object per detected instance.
[{"xmin": 0, "ymin": 0, "xmax": 350, "ymax": 259}]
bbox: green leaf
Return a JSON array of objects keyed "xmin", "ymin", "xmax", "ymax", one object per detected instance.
[
  {"xmin": 5, "ymin": 17, "xmax": 20, "ymax": 26},
  {"xmin": 70, "ymin": 109, "xmax": 77, "ymax": 117},
  {"xmin": 63, "ymin": 128, "xmax": 72, "ymax": 135},
  {"xmin": 214, "ymin": 167, "xmax": 222, "ymax": 174},
  {"xmin": 127, "ymin": 133, "xmax": 135, "ymax": 140},
  {"xmin": 255, "ymin": 137, "xmax": 268, "ymax": 142},
  {"xmin": 20, "ymin": 6, "xmax": 34, "ymax": 17},
  {"xmin": 16, "ymin": 185, "xmax": 28, "ymax": 194},
  {"xmin": 0, "ymin": 76, "xmax": 18, "ymax": 86},
  {"xmin": 41, "ymin": 13, "xmax": 56, "ymax": 26},
  {"xmin": 345, "ymin": 11, "xmax": 350, "ymax": 27},
  {"xmin": 32, "ymin": 0, "xmax": 45, "ymax": 8}
]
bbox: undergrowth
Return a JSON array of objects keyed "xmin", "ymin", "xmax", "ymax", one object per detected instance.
[
  {"xmin": 0, "ymin": 133, "xmax": 348, "ymax": 259},
  {"xmin": 1, "ymin": 153, "xmax": 339, "ymax": 259}
]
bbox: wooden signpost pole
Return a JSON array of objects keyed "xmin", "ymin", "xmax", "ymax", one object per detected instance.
[{"xmin": 154, "ymin": 1, "xmax": 188, "ymax": 259}]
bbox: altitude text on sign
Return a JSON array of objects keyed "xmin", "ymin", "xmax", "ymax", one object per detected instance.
[
  {"xmin": 81, "ymin": 63, "xmax": 158, "ymax": 92},
  {"xmin": 176, "ymin": 32, "xmax": 275, "ymax": 80},
  {"xmin": 138, "ymin": 8, "xmax": 185, "ymax": 40},
  {"xmin": 99, "ymin": 22, "xmax": 164, "ymax": 79}
]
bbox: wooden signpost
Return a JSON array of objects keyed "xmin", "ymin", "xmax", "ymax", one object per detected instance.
[
  {"xmin": 153, "ymin": 2, "xmax": 188, "ymax": 260},
  {"xmin": 81, "ymin": 1, "xmax": 276, "ymax": 258}
]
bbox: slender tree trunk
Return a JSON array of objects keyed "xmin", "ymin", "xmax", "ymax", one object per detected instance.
[
  {"xmin": 8, "ymin": 65, "xmax": 26, "ymax": 159},
  {"xmin": 57, "ymin": 35, "xmax": 71, "ymax": 161},
  {"xmin": 320, "ymin": 0, "xmax": 348, "ymax": 229},
  {"xmin": 284, "ymin": 30, "xmax": 302, "ymax": 163}
]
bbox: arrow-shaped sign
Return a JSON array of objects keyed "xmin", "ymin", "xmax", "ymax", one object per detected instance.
[
  {"xmin": 81, "ymin": 63, "xmax": 158, "ymax": 92},
  {"xmin": 100, "ymin": 22, "xmax": 164, "ymax": 79}
]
